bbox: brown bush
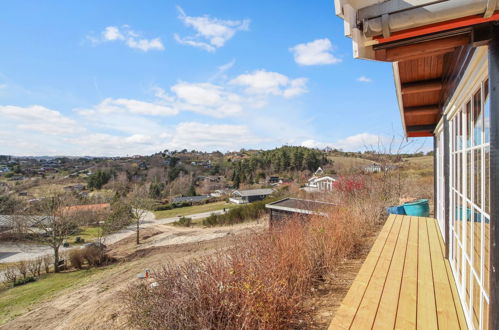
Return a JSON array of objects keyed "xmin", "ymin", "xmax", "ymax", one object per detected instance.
[
  {"xmin": 81, "ymin": 246, "xmax": 105, "ymax": 267},
  {"xmin": 69, "ymin": 249, "xmax": 84, "ymax": 269},
  {"xmin": 27, "ymin": 257, "xmax": 42, "ymax": 277},
  {"xmin": 3, "ymin": 266, "xmax": 18, "ymax": 284},
  {"xmin": 123, "ymin": 206, "xmax": 365, "ymax": 330},
  {"xmin": 42, "ymin": 254, "xmax": 53, "ymax": 273},
  {"xmin": 15, "ymin": 260, "xmax": 28, "ymax": 279}
]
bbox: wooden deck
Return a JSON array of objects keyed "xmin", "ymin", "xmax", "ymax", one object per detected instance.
[{"xmin": 329, "ymin": 215, "xmax": 468, "ymax": 329}]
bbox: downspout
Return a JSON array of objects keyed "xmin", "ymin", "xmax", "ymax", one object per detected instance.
[{"xmin": 363, "ymin": 0, "xmax": 499, "ymax": 38}]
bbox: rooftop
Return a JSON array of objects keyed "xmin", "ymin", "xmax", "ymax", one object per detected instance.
[
  {"xmin": 266, "ymin": 198, "xmax": 335, "ymax": 215},
  {"xmin": 233, "ymin": 188, "xmax": 274, "ymax": 197},
  {"xmin": 172, "ymin": 195, "xmax": 210, "ymax": 203}
]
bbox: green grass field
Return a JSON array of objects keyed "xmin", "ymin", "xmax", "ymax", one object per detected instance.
[
  {"xmin": 67, "ymin": 226, "xmax": 103, "ymax": 244},
  {"xmin": 0, "ymin": 267, "xmax": 110, "ymax": 325},
  {"xmin": 154, "ymin": 201, "xmax": 236, "ymax": 219}
]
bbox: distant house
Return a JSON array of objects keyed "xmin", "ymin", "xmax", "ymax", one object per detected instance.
[
  {"xmin": 229, "ymin": 188, "xmax": 273, "ymax": 204},
  {"xmin": 266, "ymin": 198, "xmax": 336, "ymax": 227},
  {"xmin": 210, "ymin": 189, "xmax": 231, "ymax": 198},
  {"xmin": 306, "ymin": 176, "xmax": 336, "ymax": 192},
  {"xmin": 172, "ymin": 195, "xmax": 210, "ymax": 204},
  {"xmin": 0, "ymin": 215, "xmax": 49, "ymax": 232},
  {"xmin": 363, "ymin": 163, "xmax": 382, "ymax": 173},
  {"xmin": 60, "ymin": 203, "xmax": 111, "ymax": 215},
  {"xmin": 363, "ymin": 163, "xmax": 397, "ymax": 173},
  {"xmin": 268, "ymin": 176, "xmax": 280, "ymax": 184}
]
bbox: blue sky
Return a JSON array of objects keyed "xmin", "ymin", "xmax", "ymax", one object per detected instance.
[{"xmin": 0, "ymin": 1, "xmax": 430, "ymax": 156}]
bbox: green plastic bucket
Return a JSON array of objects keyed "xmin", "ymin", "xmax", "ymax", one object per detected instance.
[{"xmin": 403, "ymin": 199, "xmax": 430, "ymax": 217}]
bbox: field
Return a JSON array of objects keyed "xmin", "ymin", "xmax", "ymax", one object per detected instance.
[
  {"xmin": 0, "ymin": 267, "xmax": 110, "ymax": 325},
  {"xmin": 328, "ymin": 156, "xmax": 374, "ymax": 174},
  {"xmin": 0, "ymin": 223, "xmax": 264, "ymax": 329},
  {"xmin": 154, "ymin": 201, "xmax": 236, "ymax": 219},
  {"xmin": 67, "ymin": 226, "xmax": 103, "ymax": 244}
]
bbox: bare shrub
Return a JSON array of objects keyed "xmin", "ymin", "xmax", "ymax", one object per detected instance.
[
  {"xmin": 42, "ymin": 254, "xmax": 53, "ymax": 274},
  {"xmin": 15, "ymin": 260, "xmax": 28, "ymax": 280},
  {"xmin": 69, "ymin": 249, "xmax": 84, "ymax": 269},
  {"xmin": 81, "ymin": 246, "xmax": 107, "ymax": 267},
  {"xmin": 123, "ymin": 206, "xmax": 366, "ymax": 330},
  {"xmin": 3, "ymin": 266, "xmax": 18, "ymax": 284},
  {"xmin": 27, "ymin": 257, "xmax": 42, "ymax": 277}
]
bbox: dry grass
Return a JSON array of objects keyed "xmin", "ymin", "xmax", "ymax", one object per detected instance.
[
  {"xmin": 123, "ymin": 167, "xmax": 433, "ymax": 330},
  {"xmin": 123, "ymin": 206, "xmax": 366, "ymax": 330}
]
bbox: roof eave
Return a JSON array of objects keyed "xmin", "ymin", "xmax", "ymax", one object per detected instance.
[{"xmin": 392, "ymin": 62, "xmax": 408, "ymax": 138}]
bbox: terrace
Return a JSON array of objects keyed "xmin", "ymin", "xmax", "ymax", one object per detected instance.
[{"xmin": 329, "ymin": 214, "xmax": 467, "ymax": 329}]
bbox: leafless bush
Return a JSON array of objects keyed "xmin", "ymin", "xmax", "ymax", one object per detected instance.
[
  {"xmin": 81, "ymin": 246, "xmax": 104, "ymax": 267},
  {"xmin": 123, "ymin": 206, "xmax": 366, "ymax": 330},
  {"xmin": 42, "ymin": 254, "xmax": 53, "ymax": 274},
  {"xmin": 3, "ymin": 266, "xmax": 18, "ymax": 284},
  {"xmin": 69, "ymin": 249, "xmax": 84, "ymax": 269},
  {"xmin": 27, "ymin": 257, "xmax": 42, "ymax": 277},
  {"xmin": 15, "ymin": 260, "xmax": 28, "ymax": 280}
]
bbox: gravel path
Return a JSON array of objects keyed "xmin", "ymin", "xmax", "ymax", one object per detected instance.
[{"xmin": 0, "ymin": 209, "xmax": 226, "ymax": 263}]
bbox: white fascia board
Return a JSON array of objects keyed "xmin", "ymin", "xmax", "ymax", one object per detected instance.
[{"xmin": 392, "ymin": 62, "xmax": 408, "ymax": 137}]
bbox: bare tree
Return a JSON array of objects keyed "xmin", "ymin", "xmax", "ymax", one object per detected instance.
[
  {"xmin": 26, "ymin": 193, "xmax": 79, "ymax": 273},
  {"xmin": 126, "ymin": 185, "xmax": 153, "ymax": 245}
]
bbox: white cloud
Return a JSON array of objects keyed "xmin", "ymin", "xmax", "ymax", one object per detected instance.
[
  {"xmin": 170, "ymin": 82, "xmax": 243, "ymax": 117},
  {"xmin": 63, "ymin": 122, "xmax": 262, "ymax": 156},
  {"xmin": 90, "ymin": 25, "xmax": 164, "ymax": 52},
  {"xmin": 78, "ymin": 98, "xmax": 178, "ymax": 116},
  {"xmin": 290, "ymin": 38, "xmax": 341, "ymax": 66},
  {"xmin": 0, "ymin": 105, "xmax": 83, "ymax": 135},
  {"xmin": 175, "ymin": 6, "xmax": 250, "ymax": 52},
  {"xmin": 169, "ymin": 122, "xmax": 261, "ymax": 150},
  {"xmin": 230, "ymin": 70, "xmax": 308, "ymax": 98},
  {"xmin": 357, "ymin": 76, "xmax": 372, "ymax": 83},
  {"xmin": 301, "ymin": 133, "xmax": 390, "ymax": 151},
  {"xmin": 0, "ymin": 84, "xmax": 6, "ymax": 89}
]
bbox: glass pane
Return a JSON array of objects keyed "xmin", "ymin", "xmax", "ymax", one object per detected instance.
[
  {"xmin": 467, "ymin": 151, "xmax": 472, "ymax": 201},
  {"xmin": 466, "ymin": 261, "xmax": 471, "ymax": 311},
  {"xmin": 456, "ymin": 192, "xmax": 462, "ymax": 240},
  {"xmin": 458, "ymin": 112, "xmax": 463, "ymax": 150},
  {"xmin": 485, "ymin": 79, "xmax": 490, "ymax": 143},
  {"xmin": 466, "ymin": 101, "xmax": 472, "ymax": 148},
  {"xmin": 483, "ymin": 297, "xmax": 489, "ymax": 330},
  {"xmin": 485, "ymin": 146, "xmax": 490, "ymax": 215},
  {"xmin": 467, "ymin": 202, "xmax": 472, "ymax": 258},
  {"xmin": 473, "ymin": 276, "xmax": 481, "ymax": 329},
  {"xmin": 458, "ymin": 152, "xmax": 462, "ymax": 194},
  {"xmin": 473, "ymin": 88, "xmax": 483, "ymax": 146},
  {"xmin": 473, "ymin": 207, "xmax": 481, "ymax": 278},
  {"xmin": 485, "ymin": 216, "xmax": 490, "ymax": 295},
  {"xmin": 474, "ymin": 149, "xmax": 482, "ymax": 208}
]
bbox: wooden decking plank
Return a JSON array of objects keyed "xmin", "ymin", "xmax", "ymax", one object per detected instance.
[
  {"xmin": 435, "ymin": 219, "xmax": 468, "ymax": 329},
  {"xmin": 395, "ymin": 216, "xmax": 418, "ymax": 330},
  {"xmin": 329, "ymin": 215, "xmax": 468, "ymax": 330},
  {"xmin": 328, "ymin": 215, "xmax": 398, "ymax": 330},
  {"xmin": 427, "ymin": 217, "xmax": 462, "ymax": 329},
  {"xmin": 350, "ymin": 215, "xmax": 404, "ymax": 328},
  {"xmin": 372, "ymin": 215, "xmax": 411, "ymax": 329},
  {"xmin": 417, "ymin": 217, "xmax": 438, "ymax": 330}
]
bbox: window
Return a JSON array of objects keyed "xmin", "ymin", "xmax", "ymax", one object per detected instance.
[{"xmin": 448, "ymin": 78, "xmax": 490, "ymax": 330}]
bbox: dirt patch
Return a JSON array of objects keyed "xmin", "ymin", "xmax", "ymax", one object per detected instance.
[{"xmin": 0, "ymin": 221, "xmax": 266, "ymax": 330}]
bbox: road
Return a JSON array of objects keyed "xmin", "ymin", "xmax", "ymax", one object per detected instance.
[{"xmin": 0, "ymin": 209, "xmax": 227, "ymax": 264}]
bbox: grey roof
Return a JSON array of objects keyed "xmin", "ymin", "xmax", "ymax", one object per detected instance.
[
  {"xmin": 233, "ymin": 188, "xmax": 274, "ymax": 197},
  {"xmin": 0, "ymin": 215, "xmax": 51, "ymax": 227},
  {"xmin": 266, "ymin": 198, "xmax": 336, "ymax": 215},
  {"xmin": 172, "ymin": 195, "xmax": 210, "ymax": 203}
]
